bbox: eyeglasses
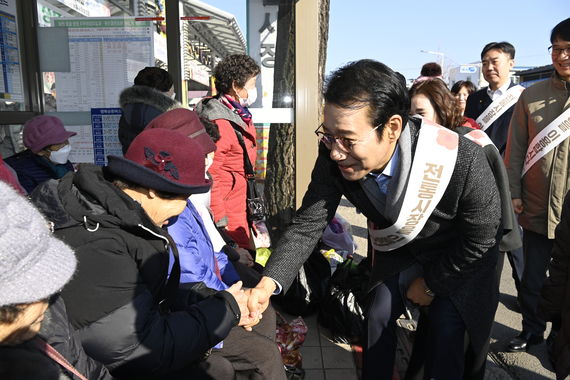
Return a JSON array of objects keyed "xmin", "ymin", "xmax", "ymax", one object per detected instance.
[
  {"xmin": 314, "ymin": 123, "xmax": 381, "ymax": 153},
  {"xmin": 548, "ymin": 46, "xmax": 570, "ymax": 56}
]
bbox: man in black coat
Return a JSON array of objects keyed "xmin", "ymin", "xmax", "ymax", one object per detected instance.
[
  {"xmin": 465, "ymin": 41, "xmax": 525, "ymax": 299},
  {"xmin": 464, "ymin": 42, "xmax": 519, "ymax": 156},
  {"xmin": 246, "ymin": 60, "xmax": 503, "ymax": 379}
]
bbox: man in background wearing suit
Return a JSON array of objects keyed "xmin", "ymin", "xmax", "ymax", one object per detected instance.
[
  {"xmin": 465, "ymin": 42, "xmax": 520, "ymax": 156},
  {"xmin": 465, "ymin": 41, "xmax": 525, "ymax": 300}
]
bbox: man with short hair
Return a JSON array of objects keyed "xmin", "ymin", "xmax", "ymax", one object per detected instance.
[
  {"xmin": 504, "ymin": 17, "xmax": 570, "ymax": 353},
  {"xmin": 465, "ymin": 41, "xmax": 521, "ymax": 155},
  {"xmin": 465, "ymin": 41, "xmax": 525, "ymax": 296},
  {"xmin": 247, "ymin": 59, "xmax": 503, "ymax": 379}
]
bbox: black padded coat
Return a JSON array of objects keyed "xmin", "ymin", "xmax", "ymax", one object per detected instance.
[{"xmin": 31, "ymin": 165, "xmax": 241, "ymax": 379}]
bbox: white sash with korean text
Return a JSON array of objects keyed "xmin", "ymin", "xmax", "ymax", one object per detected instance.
[
  {"xmin": 368, "ymin": 120, "xmax": 459, "ymax": 252},
  {"xmin": 476, "ymin": 85, "xmax": 524, "ymax": 131},
  {"xmin": 463, "ymin": 129, "xmax": 496, "ymax": 149},
  {"xmin": 521, "ymin": 107, "xmax": 570, "ymax": 178}
]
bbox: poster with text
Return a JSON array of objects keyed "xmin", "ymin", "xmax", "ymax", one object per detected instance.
[
  {"xmin": 54, "ymin": 17, "xmax": 153, "ymax": 111},
  {"xmin": 0, "ymin": 0, "xmax": 24, "ymax": 102},
  {"xmin": 92, "ymin": 108, "xmax": 122, "ymax": 166}
]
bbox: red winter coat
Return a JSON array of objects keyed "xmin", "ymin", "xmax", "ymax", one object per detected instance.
[{"xmin": 195, "ymin": 96, "xmax": 257, "ymax": 249}]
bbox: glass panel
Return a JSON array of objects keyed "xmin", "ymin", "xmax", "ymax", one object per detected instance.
[
  {"xmin": 0, "ymin": 1, "xmax": 26, "ymax": 109},
  {"xmin": 36, "ymin": 0, "xmax": 161, "ymax": 165}
]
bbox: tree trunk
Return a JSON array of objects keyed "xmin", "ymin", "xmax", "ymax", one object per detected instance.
[
  {"xmin": 265, "ymin": 0, "xmax": 295, "ymax": 244},
  {"xmin": 264, "ymin": 0, "xmax": 329, "ymax": 245}
]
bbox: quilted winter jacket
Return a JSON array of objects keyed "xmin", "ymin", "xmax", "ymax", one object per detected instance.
[
  {"xmin": 30, "ymin": 165, "xmax": 241, "ymax": 379},
  {"xmin": 4, "ymin": 149, "xmax": 73, "ymax": 194},
  {"xmin": 194, "ymin": 96, "xmax": 258, "ymax": 249},
  {"xmin": 37, "ymin": 295, "xmax": 115, "ymax": 380},
  {"xmin": 167, "ymin": 199, "xmax": 241, "ymax": 290}
]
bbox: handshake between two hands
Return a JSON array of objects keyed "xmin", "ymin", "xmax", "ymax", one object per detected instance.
[{"xmin": 225, "ymin": 276, "xmax": 277, "ymax": 331}]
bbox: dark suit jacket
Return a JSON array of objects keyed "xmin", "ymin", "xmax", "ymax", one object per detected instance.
[
  {"xmin": 455, "ymin": 126, "xmax": 521, "ymax": 252},
  {"xmin": 464, "ymin": 81, "xmax": 518, "ymax": 155},
  {"xmin": 263, "ymin": 118, "xmax": 502, "ymax": 353}
]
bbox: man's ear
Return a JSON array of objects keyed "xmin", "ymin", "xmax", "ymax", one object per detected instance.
[{"xmin": 385, "ymin": 115, "xmax": 403, "ymax": 142}]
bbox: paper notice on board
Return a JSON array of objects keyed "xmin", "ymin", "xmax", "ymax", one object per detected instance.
[
  {"xmin": 53, "ymin": 17, "xmax": 153, "ymax": 111},
  {"xmin": 0, "ymin": 0, "xmax": 25, "ymax": 102},
  {"xmin": 68, "ymin": 124, "xmax": 95, "ymax": 163},
  {"xmin": 67, "ymin": 108, "xmax": 123, "ymax": 165}
]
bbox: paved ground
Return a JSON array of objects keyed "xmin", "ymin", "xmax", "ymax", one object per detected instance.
[{"xmin": 334, "ymin": 197, "xmax": 557, "ymax": 380}]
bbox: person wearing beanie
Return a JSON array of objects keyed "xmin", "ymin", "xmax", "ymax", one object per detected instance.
[
  {"xmin": 30, "ymin": 128, "xmax": 253, "ymax": 379},
  {"xmin": 144, "ymin": 109, "xmax": 286, "ymax": 380},
  {"xmin": 0, "ymin": 181, "xmax": 114, "ymax": 379},
  {"xmin": 5, "ymin": 115, "xmax": 75, "ymax": 194},
  {"xmin": 118, "ymin": 66, "xmax": 184, "ymax": 154}
]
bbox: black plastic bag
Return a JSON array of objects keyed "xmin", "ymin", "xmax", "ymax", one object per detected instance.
[
  {"xmin": 318, "ymin": 257, "xmax": 372, "ymax": 344},
  {"xmin": 276, "ymin": 248, "xmax": 331, "ymax": 317}
]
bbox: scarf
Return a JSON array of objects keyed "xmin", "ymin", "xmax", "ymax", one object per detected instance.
[{"xmin": 218, "ymin": 93, "xmax": 252, "ymax": 125}]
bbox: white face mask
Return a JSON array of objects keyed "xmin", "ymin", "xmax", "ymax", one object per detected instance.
[
  {"xmin": 170, "ymin": 92, "xmax": 176, "ymax": 99},
  {"xmin": 48, "ymin": 144, "xmax": 71, "ymax": 164},
  {"xmin": 205, "ymin": 155, "xmax": 213, "ymax": 173},
  {"xmin": 237, "ymin": 86, "xmax": 257, "ymax": 108}
]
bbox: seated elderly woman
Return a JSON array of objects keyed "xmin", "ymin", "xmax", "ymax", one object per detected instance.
[
  {"xmin": 143, "ymin": 108, "xmax": 284, "ymax": 380},
  {"xmin": 30, "ymin": 128, "xmax": 257, "ymax": 379},
  {"xmin": 0, "ymin": 181, "xmax": 113, "ymax": 379},
  {"xmin": 5, "ymin": 115, "xmax": 75, "ymax": 194}
]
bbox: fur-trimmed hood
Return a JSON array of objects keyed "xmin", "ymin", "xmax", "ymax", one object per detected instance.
[
  {"xmin": 117, "ymin": 86, "xmax": 186, "ymax": 154},
  {"xmin": 119, "ymin": 85, "xmax": 184, "ymax": 113}
]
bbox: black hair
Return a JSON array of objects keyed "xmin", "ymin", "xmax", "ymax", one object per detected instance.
[
  {"xmin": 198, "ymin": 115, "xmax": 220, "ymax": 143},
  {"xmin": 450, "ymin": 80, "xmax": 476, "ymax": 95},
  {"xmin": 551, "ymin": 18, "xmax": 570, "ymax": 44},
  {"xmin": 134, "ymin": 67, "xmax": 173, "ymax": 92},
  {"xmin": 481, "ymin": 42, "xmax": 516, "ymax": 60},
  {"xmin": 0, "ymin": 304, "xmax": 26, "ymax": 324},
  {"xmin": 324, "ymin": 59, "xmax": 410, "ymax": 140},
  {"xmin": 213, "ymin": 54, "xmax": 261, "ymax": 95},
  {"xmin": 421, "ymin": 62, "xmax": 442, "ymax": 77}
]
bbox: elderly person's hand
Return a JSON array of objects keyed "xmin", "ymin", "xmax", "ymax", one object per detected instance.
[
  {"xmin": 225, "ymin": 281, "xmax": 260, "ymax": 331},
  {"xmin": 236, "ymin": 248, "xmax": 254, "ymax": 267}
]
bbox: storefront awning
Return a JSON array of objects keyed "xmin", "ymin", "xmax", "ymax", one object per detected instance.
[{"xmin": 181, "ymin": 0, "xmax": 247, "ymax": 57}]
